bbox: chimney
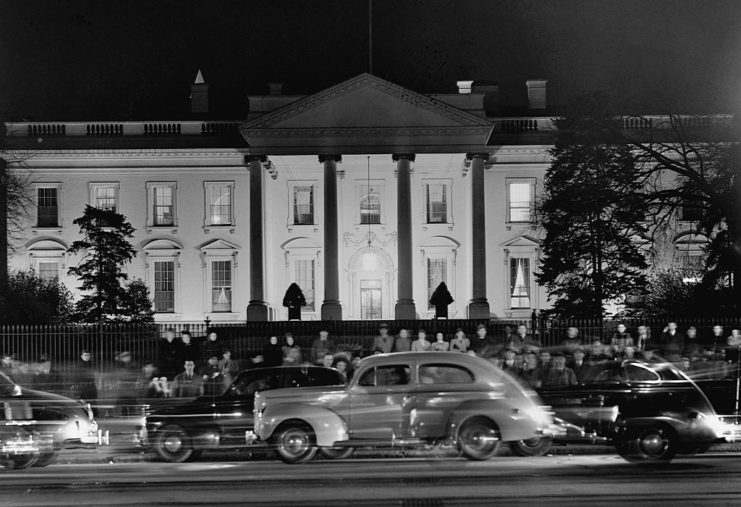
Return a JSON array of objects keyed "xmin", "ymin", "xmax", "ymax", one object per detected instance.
[
  {"xmin": 268, "ymin": 82, "xmax": 284, "ymax": 95},
  {"xmin": 472, "ymin": 81, "xmax": 500, "ymax": 115},
  {"xmin": 456, "ymin": 80, "xmax": 473, "ymax": 94},
  {"xmin": 526, "ymin": 79, "xmax": 547, "ymax": 110},
  {"xmin": 190, "ymin": 69, "xmax": 209, "ymax": 114}
]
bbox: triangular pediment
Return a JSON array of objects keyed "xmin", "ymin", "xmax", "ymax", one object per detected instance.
[
  {"xmin": 199, "ymin": 239, "xmax": 241, "ymax": 252},
  {"xmin": 502, "ymin": 235, "xmax": 540, "ymax": 248},
  {"xmin": 241, "ymin": 74, "xmax": 493, "ymax": 155}
]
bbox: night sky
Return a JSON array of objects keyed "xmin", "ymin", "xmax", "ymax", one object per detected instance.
[{"xmin": 1, "ymin": 0, "xmax": 740, "ymax": 120}]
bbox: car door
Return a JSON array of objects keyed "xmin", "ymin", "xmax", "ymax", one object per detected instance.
[{"xmin": 348, "ymin": 363, "xmax": 413, "ymax": 440}]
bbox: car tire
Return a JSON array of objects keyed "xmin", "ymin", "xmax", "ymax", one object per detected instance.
[
  {"xmin": 273, "ymin": 423, "xmax": 318, "ymax": 464},
  {"xmin": 33, "ymin": 450, "xmax": 59, "ymax": 467},
  {"xmin": 458, "ymin": 417, "xmax": 501, "ymax": 461},
  {"xmin": 318, "ymin": 446, "xmax": 355, "ymax": 460},
  {"xmin": 509, "ymin": 436, "xmax": 553, "ymax": 457},
  {"xmin": 154, "ymin": 425, "xmax": 196, "ymax": 463},
  {"xmin": 1, "ymin": 454, "xmax": 38, "ymax": 470},
  {"xmin": 616, "ymin": 425, "xmax": 677, "ymax": 463}
]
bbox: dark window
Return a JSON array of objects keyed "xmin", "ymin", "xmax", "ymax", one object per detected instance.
[
  {"xmin": 37, "ymin": 188, "xmax": 58, "ymax": 227},
  {"xmin": 419, "ymin": 364, "xmax": 475, "ymax": 384},
  {"xmin": 358, "ymin": 365, "xmax": 410, "ymax": 387},
  {"xmin": 679, "ymin": 199, "xmax": 704, "ymax": 222}
]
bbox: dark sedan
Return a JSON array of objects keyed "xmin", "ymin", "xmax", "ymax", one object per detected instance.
[
  {"xmin": 144, "ymin": 366, "xmax": 346, "ymax": 462},
  {"xmin": 511, "ymin": 359, "xmax": 727, "ymax": 463}
]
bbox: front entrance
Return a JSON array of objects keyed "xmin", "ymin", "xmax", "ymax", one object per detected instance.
[{"xmin": 360, "ymin": 279, "xmax": 383, "ymax": 320}]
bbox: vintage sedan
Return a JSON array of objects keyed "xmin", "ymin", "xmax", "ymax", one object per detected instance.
[
  {"xmin": 144, "ymin": 366, "xmax": 346, "ymax": 462},
  {"xmin": 511, "ymin": 359, "xmax": 727, "ymax": 463},
  {"xmin": 253, "ymin": 352, "xmax": 554, "ymax": 464}
]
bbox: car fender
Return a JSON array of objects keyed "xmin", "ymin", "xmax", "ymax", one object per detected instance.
[
  {"xmin": 447, "ymin": 398, "xmax": 544, "ymax": 442},
  {"xmin": 257, "ymin": 404, "xmax": 348, "ymax": 447},
  {"xmin": 616, "ymin": 414, "xmax": 717, "ymax": 442}
]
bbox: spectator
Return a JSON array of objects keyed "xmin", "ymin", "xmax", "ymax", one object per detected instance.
[
  {"xmin": 178, "ymin": 331, "xmax": 201, "ymax": 365},
  {"xmin": 431, "ymin": 332, "xmax": 449, "ymax": 351},
  {"xmin": 310, "ymin": 330, "xmax": 337, "ymax": 364},
  {"xmin": 450, "ymin": 328, "xmax": 470, "ymax": 353},
  {"xmin": 0, "ymin": 352, "xmax": 14, "ymax": 379},
  {"xmin": 589, "ymin": 339, "xmax": 609, "ymax": 360},
  {"xmin": 201, "ymin": 329, "xmax": 225, "ymax": 367},
  {"xmin": 519, "ymin": 352, "xmax": 542, "ymax": 388},
  {"xmin": 372, "ymin": 323, "xmax": 395, "ymax": 354},
  {"xmin": 218, "ymin": 349, "xmax": 240, "ymax": 387},
  {"xmin": 333, "ymin": 357, "xmax": 349, "ymax": 381},
  {"xmin": 660, "ymin": 322, "xmax": 685, "ymax": 363},
  {"xmin": 202, "ymin": 355, "xmax": 225, "ymax": 396},
  {"xmin": 158, "ymin": 328, "xmax": 181, "ymax": 380},
  {"xmin": 500, "ymin": 349, "xmax": 519, "ymax": 376},
  {"xmin": 393, "ymin": 329, "xmax": 412, "ymax": 352},
  {"xmin": 321, "ymin": 353, "xmax": 336, "ymax": 369},
  {"xmin": 172, "ymin": 360, "xmax": 203, "ymax": 398},
  {"xmin": 263, "ymin": 336, "xmax": 284, "ymax": 367},
  {"xmin": 34, "ymin": 354, "xmax": 62, "ymax": 394},
  {"xmin": 411, "ymin": 329, "xmax": 431, "ymax": 351},
  {"xmin": 641, "ymin": 347, "xmax": 659, "ymax": 363},
  {"xmin": 538, "ymin": 350, "xmax": 552, "ymax": 378},
  {"xmin": 506, "ymin": 325, "xmax": 541, "ymax": 354},
  {"xmin": 73, "ymin": 349, "xmax": 98, "ymax": 404},
  {"xmin": 135, "ymin": 361, "xmax": 165, "ymax": 400},
  {"xmin": 113, "ymin": 350, "xmax": 138, "ymax": 416},
  {"xmin": 709, "ymin": 325, "xmax": 725, "ymax": 353},
  {"xmin": 624, "ymin": 346, "xmax": 636, "ymax": 360},
  {"xmin": 635, "ymin": 325, "xmax": 651, "ymax": 351},
  {"xmin": 684, "ymin": 326, "xmax": 701, "ymax": 357},
  {"xmin": 610, "ymin": 323, "xmax": 634, "ymax": 356},
  {"xmin": 561, "ymin": 327, "xmax": 582, "ymax": 356},
  {"xmin": 569, "ymin": 347, "xmax": 590, "ymax": 383},
  {"xmin": 543, "ymin": 353, "xmax": 578, "ymax": 387},
  {"xmin": 282, "ymin": 334, "xmax": 302, "ymax": 365},
  {"xmin": 471, "ymin": 324, "xmax": 494, "ymax": 359},
  {"xmin": 726, "ymin": 328, "xmax": 741, "ymax": 363}
]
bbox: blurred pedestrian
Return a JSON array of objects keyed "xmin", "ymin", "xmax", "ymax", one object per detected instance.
[
  {"xmin": 218, "ymin": 349, "xmax": 240, "ymax": 388},
  {"xmin": 450, "ymin": 328, "xmax": 470, "ymax": 353},
  {"xmin": 282, "ymin": 333, "xmax": 302, "ymax": 365},
  {"xmin": 201, "ymin": 329, "xmax": 225, "ymax": 367},
  {"xmin": 158, "ymin": 327, "xmax": 181, "ymax": 380},
  {"xmin": 393, "ymin": 329, "xmax": 412, "ymax": 352},
  {"xmin": 202, "ymin": 355, "xmax": 225, "ymax": 396},
  {"xmin": 310, "ymin": 330, "xmax": 337, "ymax": 364},
  {"xmin": 372, "ymin": 323, "xmax": 395, "ymax": 354},
  {"xmin": 263, "ymin": 336, "xmax": 284, "ymax": 367},
  {"xmin": 73, "ymin": 349, "xmax": 98, "ymax": 405},
  {"xmin": 472, "ymin": 324, "xmax": 494, "ymax": 359},
  {"xmin": 172, "ymin": 360, "xmax": 203, "ymax": 398}
]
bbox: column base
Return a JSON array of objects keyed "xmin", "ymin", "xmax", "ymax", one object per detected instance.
[
  {"xmin": 468, "ymin": 300, "xmax": 490, "ymax": 319},
  {"xmin": 395, "ymin": 300, "xmax": 417, "ymax": 320},
  {"xmin": 321, "ymin": 300, "xmax": 343, "ymax": 321},
  {"xmin": 247, "ymin": 301, "xmax": 269, "ymax": 321}
]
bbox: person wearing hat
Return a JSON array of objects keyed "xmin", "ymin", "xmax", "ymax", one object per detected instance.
[
  {"xmin": 543, "ymin": 352, "xmax": 577, "ymax": 387},
  {"xmin": 411, "ymin": 329, "xmax": 431, "ymax": 352},
  {"xmin": 568, "ymin": 347, "xmax": 590, "ymax": 383},
  {"xmin": 472, "ymin": 324, "xmax": 494, "ymax": 359},
  {"xmin": 372, "ymin": 323, "xmax": 395, "ymax": 354},
  {"xmin": 310, "ymin": 330, "xmax": 337, "ymax": 365}
]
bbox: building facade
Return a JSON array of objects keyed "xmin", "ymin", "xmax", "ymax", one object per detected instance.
[{"xmin": 4, "ymin": 73, "xmax": 727, "ymax": 322}]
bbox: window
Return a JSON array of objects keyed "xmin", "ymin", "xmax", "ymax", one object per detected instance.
[
  {"xmin": 679, "ymin": 198, "xmax": 704, "ymax": 222},
  {"xmin": 507, "ymin": 179, "xmax": 534, "ymax": 223},
  {"xmin": 293, "ymin": 185, "xmax": 315, "ymax": 225},
  {"xmin": 205, "ymin": 182, "xmax": 234, "ymax": 226},
  {"xmin": 358, "ymin": 365, "xmax": 411, "ymax": 387},
  {"xmin": 419, "ymin": 364, "xmax": 475, "ymax": 384},
  {"xmin": 153, "ymin": 261, "xmax": 175, "ymax": 313},
  {"xmin": 510, "ymin": 257, "xmax": 531, "ymax": 309},
  {"xmin": 427, "ymin": 258, "xmax": 447, "ymax": 309},
  {"xmin": 360, "ymin": 279, "xmax": 383, "ymax": 320},
  {"xmin": 90, "ymin": 183, "xmax": 118, "ymax": 212},
  {"xmin": 360, "ymin": 184, "xmax": 381, "ymax": 224},
  {"xmin": 425, "ymin": 183, "xmax": 448, "ymax": 223},
  {"xmin": 148, "ymin": 183, "xmax": 176, "ymax": 227},
  {"xmin": 211, "ymin": 260, "xmax": 232, "ymax": 312},
  {"xmin": 37, "ymin": 261, "xmax": 59, "ymax": 282},
  {"xmin": 36, "ymin": 187, "xmax": 59, "ymax": 228},
  {"xmin": 295, "ymin": 259, "xmax": 315, "ymax": 311}
]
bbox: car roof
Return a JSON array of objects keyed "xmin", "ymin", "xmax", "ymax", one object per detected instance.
[{"xmin": 359, "ymin": 351, "xmax": 491, "ymax": 369}]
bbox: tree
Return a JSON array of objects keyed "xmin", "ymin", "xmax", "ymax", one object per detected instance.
[
  {"xmin": 67, "ymin": 205, "xmax": 138, "ymax": 323},
  {"xmin": 536, "ymin": 93, "xmax": 649, "ymax": 319},
  {"xmin": 429, "ymin": 282, "xmax": 454, "ymax": 319},
  {"xmin": 0, "ymin": 270, "xmax": 73, "ymax": 324},
  {"xmin": 282, "ymin": 283, "xmax": 307, "ymax": 320},
  {"xmin": 119, "ymin": 279, "xmax": 155, "ymax": 324}
]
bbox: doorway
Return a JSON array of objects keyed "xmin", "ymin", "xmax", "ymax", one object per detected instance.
[{"xmin": 360, "ymin": 279, "xmax": 383, "ymax": 320}]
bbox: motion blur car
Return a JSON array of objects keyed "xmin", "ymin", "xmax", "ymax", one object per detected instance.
[
  {"xmin": 0, "ymin": 371, "xmax": 105, "ymax": 469},
  {"xmin": 144, "ymin": 366, "xmax": 346, "ymax": 462},
  {"xmin": 510, "ymin": 359, "xmax": 727, "ymax": 463},
  {"xmin": 254, "ymin": 352, "xmax": 554, "ymax": 464}
]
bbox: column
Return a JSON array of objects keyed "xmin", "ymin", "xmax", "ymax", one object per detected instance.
[
  {"xmin": 320, "ymin": 155, "xmax": 343, "ymax": 320},
  {"xmin": 394, "ymin": 153, "xmax": 416, "ymax": 319},
  {"xmin": 468, "ymin": 153, "xmax": 490, "ymax": 318},
  {"xmin": 246, "ymin": 155, "xmax": 268, "ymax": 321}
]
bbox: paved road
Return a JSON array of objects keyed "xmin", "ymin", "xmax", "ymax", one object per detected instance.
[{"xmin": 2, "ymin": 454, "xmax": 741, "ymax": 506}]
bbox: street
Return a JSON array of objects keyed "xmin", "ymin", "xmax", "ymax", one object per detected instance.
[{"xmin": 2, "ymin": 454, "xmax": 740, "ymax": 506}]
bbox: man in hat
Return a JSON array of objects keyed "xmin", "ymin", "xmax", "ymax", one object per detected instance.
[
  {"xmin": 372, "ymin": 323, "xmax": 395, "ymax": 354},
  {"xmin": 543, "ymin": 353, "xmax": 577, "ymax": 387},
  {"xmin": 471, "ymin": 324, "xmax": 494, "ymax": 359},
  {"xmin": 310, "ymin": 330, "xmax": 337, "ymax": 365}
]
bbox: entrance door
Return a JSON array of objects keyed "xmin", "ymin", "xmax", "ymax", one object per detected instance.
[{"xmin": 360, "ymin": 279, "xmax": 382, "ymax": 320}]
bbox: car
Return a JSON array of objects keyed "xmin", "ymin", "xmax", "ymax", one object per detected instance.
[
  {"xmin": 0, "ymin": 371, "xmax": 106, "ymax": 469},
  {"xmin": 510, "ymin": 359, "xmax": 728, "ymax": 463},
  {"xmin": 144, "ymin": 365, "xmax": 347, "ymax": 462},
  {"xmin": 253, "ymin": 351, "xmax": 554, "ymax": 464}
]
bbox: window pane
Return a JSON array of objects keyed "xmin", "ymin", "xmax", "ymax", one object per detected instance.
[
  {"xmin": 211, "ymin": 260, "xmax": 232, "ymax": 312},
  {"xmin": 508, "ymin": 182, "xmax": 532, "ymax": 222},
  {"xmin": 360, "ymin": 185, "xmax": 381, "ymax": 224},
  {"xmin": 95, "ymin": 185, "xmax": 117, "ymax": 211},
  {"xmin": 295, "ymin": 259, "xmax": 315, "ymax": 310},
  {"xmin": 427, "ymin": 258, "xmax": 447, "ymax": 309},
  {"xmin": 209, "ymin": 185, "xmax": 232, "ymax": 225},
  {"xmin": 154, "ymin": 261, "xmax": 175, "ymax": 313},
  {"xmin": 419, "ymin": 364, "xmax": 475, "ymax": 384},
  {"xmin": 37, "ymin": 262, "xmax": 59, "ymax": 282},
  {"xmin": 153, "ymin": 186, "xmax": 174, "ymax": 226},
  {"xmin": 293, "ymin": 185, "xmax": 314, "ymax": 225},
  {"xmin": 37, "ymin": 188, "xmax": 58, "ymax": 227},
  {"xmin": 426, "ymin": 184, "xmax": 447, "ymax": 223},
  {"xmin": 510, "ymin": 257, "xmax": 531, "ymax": 308}
]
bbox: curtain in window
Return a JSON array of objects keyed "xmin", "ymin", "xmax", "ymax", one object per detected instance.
[
  {"xmin": 510, "ymin": 257, "xmax": 531, "ymax": 308},
  {"xmin": 294, "ymin": 186, "xmax": 314, "ymax": 225}
]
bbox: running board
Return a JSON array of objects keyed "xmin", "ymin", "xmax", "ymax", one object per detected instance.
[{"xmin": 332, "ymin": 438, "xmax": 427, "ymax": 448}]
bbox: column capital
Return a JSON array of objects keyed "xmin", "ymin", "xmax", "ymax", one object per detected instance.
[
  {"xmin": 392, "ymin": 153, "xmax": 416, "ymax": 162},
  {"xmin": 318, "ymin": 154, "xmax": 342, "ymax": 163},
  {"xmin": 466, "ymin": 152, "xmax": 490, "ymax": 161}
]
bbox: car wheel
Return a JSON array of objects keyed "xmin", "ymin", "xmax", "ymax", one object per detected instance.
[
  {"xmin": 509, "ymin": 436, "xmax": 553, "ymax": 457},
  {"xmin": 273, "ymin": 423, "xmax": 318, "ymax": 464},
  {"xmin": 458, "ymin": 417, "xmax": 501, "ymax": 461},
  {"xmin": 318, "ymin": 446, "xmax": 355, "ymax": 460},
  {"xmin": 33, "ymin": 450, "xmax": 59, "ymax": 468},
  {"xmin": 154, "ymin": 425, "xmax": 196, "ymax": 463},
  {"xmin": 616, "ymin": 425, "xmax": 677, "ymax": 463},
  {"xmin": 2, "ymin": 454, "xmax": 38, "ymax": 470}
]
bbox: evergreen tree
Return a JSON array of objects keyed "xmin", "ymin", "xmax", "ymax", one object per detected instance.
[
  {"xmin": 0, "ymin": 270, "xmax": 74, "ymax": 324},
  {"xmin": 536, "ymin": 93, "xmax": 649, "ymax": 319},
  {"xmin": 282, "ymin": 283, "xmax": 307, "ymax": 320},
  {"xmin": 120, "ymin": 279, "xmax": 155, "ymax": 324},
  {"xmin": 67, "ymin": 205, "xmax": 138, "ymax": 323},
  {"xmin": 429, "ymin": 282, "xmax": 454, "ymax": 318}
]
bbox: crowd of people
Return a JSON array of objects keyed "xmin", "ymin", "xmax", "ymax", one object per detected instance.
[{"xmin": 1, "ymin": 321, "xmax": 740, "ymax": 413}]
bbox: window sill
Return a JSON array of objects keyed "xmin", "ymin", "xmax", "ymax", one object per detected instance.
[
  {"xmin": 32, "ymin": 227, "xmax": 63, "ymax": 234},
  {"xmin": 146, "ymin": 226, "xmax": 178, "ymax": 234},
  {"xmin": 203, "ymin": 225, "xmax": 236, "ymax": 234},
  {"xmin": 287, "ymin": 224, "xmax": 319, "ymax": 233},
  {"xmin": 422, "ymin": 222, "xmax": 454, "ymax": 232},
  {"xmin": 205, "ymin": 312, "xmax": 240, "ymax": 321}
]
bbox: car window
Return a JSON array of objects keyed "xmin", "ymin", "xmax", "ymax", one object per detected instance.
[
  {"xmin": 285, "ymin": 368, "xmax": 346, "ymax": 388},
  {"xmin": 229, "ymin": 372, "xmax": 281, "ymax": 397},
  {"xmin": 358, "ymin": 365, "xmax": 410, "ymax": 387},
  {"xmin": 589, "ymin": 363, "xmax": 626, "ymax": 384},
  {"xmin": 625, "ymin": 363, "xmax": 660, "ymax": 382},
  {"xmin": 419, "ymin": 364, "xmax": 475, "ymax": 384}
]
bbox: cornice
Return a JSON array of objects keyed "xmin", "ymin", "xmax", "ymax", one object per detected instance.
[
  {"xmin": 4, "ymin": 148, "xmax": 248, "ymax": 160},
  {"xmin": 243, "ymin": 126, "xmax": 492, "ymax": 139}
]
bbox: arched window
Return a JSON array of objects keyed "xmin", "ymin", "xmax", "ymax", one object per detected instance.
[{"xmin": 360, "ymin": 186, "xmax": 381, "ymax": 224}]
